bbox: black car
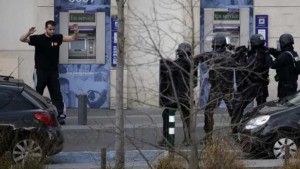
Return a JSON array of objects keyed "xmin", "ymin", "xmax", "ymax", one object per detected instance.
[
  {"xmin": 238, "ymin": 91, "xmax": 300, "ymax": 159},
  {"xmin": 0, "ymin": 76, "xmax": 64, "ymax": 164}
]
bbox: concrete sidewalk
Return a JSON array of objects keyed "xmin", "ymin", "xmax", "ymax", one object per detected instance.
[
  {"xmin": 46, "ymin": 150, "xmax": 164, "ymax": 169},
  {"xmin": 62, "ymin": 108, "xmax": 231, "ymax": 129},
  {"xmin": 45, "ymin": 151, "xmax": 285, "ymax": 169}
]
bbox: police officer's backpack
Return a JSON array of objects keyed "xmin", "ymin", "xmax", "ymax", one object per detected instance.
[{"xmin": 286, "ymin": 51, "xmax": 300, "ymax": 74}]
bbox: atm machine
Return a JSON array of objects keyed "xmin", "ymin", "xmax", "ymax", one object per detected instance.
[
  {"xmin": 203, "ymin": 8, "xmax": 250, "ymax": 52},
  {"xmin": 200, "ymin": 8, "xmax": 250, "ymax": 108},
  {"xmin": 59, "ymin": 10, "xmax": 105, "ymax": 64}
]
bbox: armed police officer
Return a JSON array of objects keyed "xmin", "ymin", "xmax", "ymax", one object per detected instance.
[
  {"xmin": 159, "ymin": 43, "xmax": 197, "ymax": 146},
  {"xmin": 270, "ymin": 33, "xmax": 299, "ymax": 101},
  {"xmin": 231, "ymin": 34, "xmax": 272, "ymax": 133},
  {"xmin": 236, "ymin": 34, "xmax": 272, "ymax": 105},
  {"xmin": 195, "ymin": 33, "xmax": 236, "ymax": 143}
]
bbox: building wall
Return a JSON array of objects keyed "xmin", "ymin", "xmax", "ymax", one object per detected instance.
[
  {"xmin": 1, "ymin": 0, "xmax": 300, "ymax": 107},
  {"xmin": 0, "ymin": 0, "xmax": 53, "ymax": 96},
  {"xmin": 254, "ymin": 0, "xmax": 300, "ymax": 101},
  {"xmin": 125, "ymin": 0, "xmax": 200, "ymax": 108}
]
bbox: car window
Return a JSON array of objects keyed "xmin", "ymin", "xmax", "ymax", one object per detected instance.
[
  {"xmin": 23, "ymin": 84, "xmax": 48, "ymax": 109},
  {"xmin": 0, "ymin": 87, "xmax": 36, "ymax": 111}
]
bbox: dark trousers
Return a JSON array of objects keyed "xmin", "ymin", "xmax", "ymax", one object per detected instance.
[
  {"xmin": 204, "ymin": 87, "xmax": 234, "ymax": 133},
  {"xmin": 278, "ymin": 81, "xmax": 297, "ymax": 101},
  {"xmin": 162, "ymin": 108, "xmax": 169, "ymax": 138},
  {"xmin": 256, "ymin": 84, "xmax": 268, "ymax": 106},
  {"xmin": 162, "ymin": 101, "xmax": 191, "ymax": 142},
  {"xmin": 34, "ymin": 69, "xmax": 64, "ymax": 116},
  {"xmin": 231, "ymin": 83, "xmax": 263, "ymax": 132}
]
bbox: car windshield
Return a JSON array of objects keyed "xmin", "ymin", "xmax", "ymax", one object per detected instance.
[
  {"xmin": 278, "ymin": 91, "xmax": 300, "ymax": 107},
  {"xmin": 23, "ymin": 84, "xmax": 49, "ymax": 108}
]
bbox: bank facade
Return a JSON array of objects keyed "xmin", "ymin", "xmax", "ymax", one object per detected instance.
[{"xmin": 0, "ymin": 0, "xmax": 299, "ymax": 109}]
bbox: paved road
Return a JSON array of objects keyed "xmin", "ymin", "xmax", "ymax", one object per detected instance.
[
  {"xmin": 61, "ymin": 108, "xmax": 232, "ymax": 151},
  {"xmin": 44, "ymin": 108, "xmax": 285, "ymax": 169}
]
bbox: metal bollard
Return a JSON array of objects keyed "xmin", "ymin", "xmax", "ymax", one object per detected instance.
[
  {"xmin": 101, "ymin": 148, "xmax": 107, "ymax": 169},
  {"xmin": 167, "ymin": 109, "xmax": 176, "ymax": 151},
  {"xmin": 78, "ymin": 94, "xmax": 87, "ymax": 125}
]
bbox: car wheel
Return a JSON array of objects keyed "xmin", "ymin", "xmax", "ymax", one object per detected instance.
[
  {"xmin": 273, "ymin": 137, "xmax": 297, "ymax": 159},
  {"xmin": 10, "ymin": 136, "xmax": 44, "ymax": 164}
]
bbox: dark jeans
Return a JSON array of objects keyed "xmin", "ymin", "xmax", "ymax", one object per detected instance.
[{"xmin": 34, "ymin": 69, "xmax": 64, "ymax": 116}]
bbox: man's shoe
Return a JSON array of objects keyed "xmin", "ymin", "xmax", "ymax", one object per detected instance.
[
  {"xmin": 158, "ymin": 139, "xmax": 168, "ymax": 147},
  {"xmin": 57, "ymin": 117, "xmax": 66, "ymax": 125},
  {"xmin": 59, "ymin": 114, "xmax": 67, "ymax": 119}
]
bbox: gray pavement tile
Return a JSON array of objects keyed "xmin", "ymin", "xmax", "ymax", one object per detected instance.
[
  {"xmin": 47, "ymin": 150, "xmax": 164, "ymax": 164},
  {"xmin": 45, "ymin": 151, "xmax": 285, "ymax": 169}
]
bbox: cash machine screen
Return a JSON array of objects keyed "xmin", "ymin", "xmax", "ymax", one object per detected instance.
[
  {"xmin": 70, "ymin": 39, "xmax": 86, "ymax": 50},
  {"xmin": 68, "ymin": 31, "xmax": 96, "ymax": 59}
]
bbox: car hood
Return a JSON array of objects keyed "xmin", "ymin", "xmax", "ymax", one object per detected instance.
[
  {"xmin": 257, "ymin": 101, "xmax": 289, "ymax": 115},
  {"xmin": 242, "ymin": 101, "xmax": 291, "ymax": 122}
]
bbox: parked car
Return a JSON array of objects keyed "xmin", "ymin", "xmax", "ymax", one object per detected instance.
[
  {"xmin": 238, "ymin": 91, "xmax": 300, "ymax": 159},
  {"xmin": 0, "ymin": 76, "xmax": 64, "ymax": 164}
]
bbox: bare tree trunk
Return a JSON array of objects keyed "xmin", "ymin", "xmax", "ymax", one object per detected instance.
[
  {"xmin": 115, "ymin": 0, "xmax": 126, "ymax": 169},
  {"xmin": 186, "ymin": 1, "xmax": 198, "ymax": 168}
]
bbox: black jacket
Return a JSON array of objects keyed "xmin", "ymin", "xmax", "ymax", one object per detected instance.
[
  {"xmin": 171, "ymin": 54, "xmax": 196, "ymax": 98},
  {"xmin": 234, "ymin": 46, "xmax": 272, "ymax": 92},
  {"xmin": 245, "ymin": 47, "xmax": 272, "ymax": 85},
  {"xmin": 196, "ymin": 47, "xmax": 236, "ymax": 93},
  {"xmin": 159, "ymin": 54, "xmax": 197, "ymax": 107},
  {"xmin": 271, "ymin": 46, "xmax": 298, "ymax": 82}
]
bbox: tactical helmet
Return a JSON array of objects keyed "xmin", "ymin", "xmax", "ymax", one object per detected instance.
[
  {"xmin": 279, "ymin": 33, "xmax": 294, "ymax": 47},
  {"xmin": 177, "ymin": 42, "xmax": 192, "ymax": 56},
  {"xmin": 250, "ymin": 34, "xmax": 265, "ymax": 47},
  {"xmin": 212, "ymin": 33, "xmax": 227, "ymax": 46}
]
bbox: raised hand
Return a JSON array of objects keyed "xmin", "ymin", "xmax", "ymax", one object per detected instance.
[
  {"xmin": 71, "ymin": 24, "xmax": 79, "ymax": 33},
  {"xmin": 28, "ymin": 27, "xmax": 36, "ymax": 35}
]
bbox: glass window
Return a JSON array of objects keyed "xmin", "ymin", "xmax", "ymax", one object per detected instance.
[
  {"xmin": 23, "ymin": 84, "xmax": 48, "ymax": 109},
  {"xmin": 0, "ymin": 87, "xmax": 36, "ymax": 112}
]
